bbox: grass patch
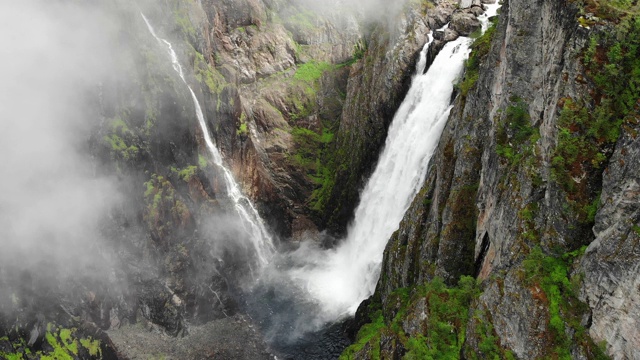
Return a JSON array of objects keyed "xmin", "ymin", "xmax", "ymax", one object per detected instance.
[
  {"xmin": 340, "ymin": 276, "xmax": 483, "ymax": 359},
  {"xmin": 294, "ymin": 61, "xmax": 332, "ymax": 83},
  {"xmin": 522, "ymin": 247, "xmax": 609, "ymax": 359}
]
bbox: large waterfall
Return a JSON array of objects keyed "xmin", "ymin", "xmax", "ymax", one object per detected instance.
[
  {"xmin": 141, "ymin": 14, "xmax": 275, "ymax": 267},
  {"xmin": 142, "ymin": 2, "xmax": 500, "ymax": 351},
  {"xmin": 283, "ymin": 3, "xmax": 502, "ymax": 325}
]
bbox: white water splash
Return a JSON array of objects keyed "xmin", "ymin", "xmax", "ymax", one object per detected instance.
[
  {"xmin": 480, "ymin": 2, "xmax": 501, "ymax": 33},
  {"xmin": 284, "ymin": 4, "xmax": 502, "ymax": 324},
  {"xmin": 141, "ymin": 14, "xmax": 275, "ymax": 267}
]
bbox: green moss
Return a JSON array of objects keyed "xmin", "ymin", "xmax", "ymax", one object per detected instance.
[
  {"xmin": 35, "ymin": 325, "xmax": 101, "ymax": 360},
  {"xmin": 466, "ymin": 309, "xmax": 516, "ymax": 360},
  {"xmin": 552, "ymin": 12, "xmax": 640, "ymax": 227},
  {"xmin": 570, "ymin": 0, "xmax": 639, "ymax": 20},
  {"xmin": 236, "ymin": 122, "xmax": 248, "ymax": 136},
  {"xmin": 294, "ymin": 61, "xmax": 332, "ymax": 83},
  {"xmin": 496, "ymin": 98, "xmax": 539, "ymax": 168},
  {"xmin": 339, "ymin": 311, "xmax": 384, "ymax": 359},
  {"xmin": 0, "ymin": 353, "xmax": 24, "ymax": 360},
  {"xmin": 174, "ymin": 7, "xmax": 196, "ymax": 41},
  {"xmin": 172, "ymin": 165, "xmax": 198, "ymax": 181},
  {"xmin": 522, "ymin": 247, "xmax": 609, "ymax": 359},
  {"xmin": 103, "ymin": 134, "xmax": 139, "ymax": 161},
  {"xmin": 194, "ymin": 51, "xmax": 227, "ymax": 95},
  {"xmin": 457, "ymin": 17, "xmax": 498, "ymax": 96},
  {"xmin": 289, "ymin": 126, "xmax": 336, "ymax": 210},
  {"xmin": 341, "ymin": 276, "xmax": 481, "ymax": 359},
  {"xmin": 143, "ymin": 174, "xmax": 189, "ymax": 234},
  {"xmin": 79, "ymin": 338, "xmax": 101, "ymax": 357},
  {"xmin": 198, "ymin": 154, "xmax": 208, "ymax": 168},
  {"xmin": 108, "ymin": 116, "xmax": 131, "ymax": 134}
]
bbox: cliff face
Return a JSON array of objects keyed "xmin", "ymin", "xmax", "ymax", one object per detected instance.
[
  {"xmin": 161, "ymin": 0, "xmax": 361, "ymax": 238},
  {"xmin": 355, "ymin": 0, "xmax": 640, "ymax": 359},
  {"xmin": 174, "ymin": 0, "xmax": 467, "ymax": 238}
]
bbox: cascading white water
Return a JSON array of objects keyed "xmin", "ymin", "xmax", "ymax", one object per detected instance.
[
  {"xmin": 286, "ymin": 3, "xmax": 502, "ymax": 323},
  {"xmin": 140, "ymin": 14, "xmax": 275, "ymax": 267}
]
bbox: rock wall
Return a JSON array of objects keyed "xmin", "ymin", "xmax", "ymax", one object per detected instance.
[
  {"xmin": 352, "ymin": 0, "xmax": 640, "ymax": 359},
  {"xmin": 168, "ymin": 0, "xmax": 363, "ymax": 238}
]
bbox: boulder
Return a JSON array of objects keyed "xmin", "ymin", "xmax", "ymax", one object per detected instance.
[
  {"xmin": 467, "ymin": 5, "xmax": 485, "ymax": 17},
  {"xmin": 449, "ymin": 11, "xmax": 481, "ymax": 36}
]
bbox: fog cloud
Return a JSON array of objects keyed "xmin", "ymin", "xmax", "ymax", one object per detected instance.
[{"xmin": 0, "ymin": 1, "xmax": 122, "ymax": 278}]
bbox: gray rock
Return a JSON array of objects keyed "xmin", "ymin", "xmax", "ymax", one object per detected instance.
[
  {"xmin": 368, "ymin": 0, "xmax": 636, "ymax": 358},
  {"xmin": 449, "ymin": 11, "xmax": 481, "ymax": 36},
  {"xmin": 444, "ymin": 28, "xmax": 460, "ymax": 41},
  {"xmin": 579, "ymin": 118, "xmax": 640, "ymax": 359},
  {"xmin": 459, "ymin": 0, "xmax": 473, "ymax": 8}
]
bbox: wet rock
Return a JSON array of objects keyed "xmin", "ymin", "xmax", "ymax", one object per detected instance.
[
  {"xmin": 136, "ymin": 279, "xmax": 186, "ymax": 337},
  {"xmin": 449, "ymin": 11, "xmax": 481, "ymax": 36}
]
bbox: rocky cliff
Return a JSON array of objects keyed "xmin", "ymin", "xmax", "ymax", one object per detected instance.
[
  {"xmin": 1, "ymin": 0, "xmax": 638, "ymax": 359},
  {"xmin": 347, "ymin": 0, "xmax": 640, "ymax": 359}
]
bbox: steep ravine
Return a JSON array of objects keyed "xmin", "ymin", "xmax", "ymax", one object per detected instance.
[
  {"xmin": 1, "ymin": 0, "xmax": 638, "ymax": 359},
  {"xmin": 349, "ymin": 0, "xmax": 639, "ymax": 359}
]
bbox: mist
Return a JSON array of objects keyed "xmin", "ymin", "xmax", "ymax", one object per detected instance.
[
  {"xmin": 293, "ymin": 0, "xmax": 409, "ymax": 22},
  {"xmin": 0, "ymin": 1, "xmax": 123, "ymax": 290}
]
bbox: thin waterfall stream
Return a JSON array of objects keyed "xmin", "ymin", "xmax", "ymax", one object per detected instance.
[{"xmin": 141, "ymin": 14, "xmax": 275, "ymax": 268}]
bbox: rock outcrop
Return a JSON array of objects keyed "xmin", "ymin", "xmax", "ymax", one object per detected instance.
[{"xmin": 347, "ymin": 0, "xmax": 640, "ymax": 359}]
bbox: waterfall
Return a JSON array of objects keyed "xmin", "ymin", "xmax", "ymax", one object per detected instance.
[
  {"xmin": 285, "ymin": 3, "xmax": 502, "ymax": 323},
  {"xmin": 140, "ymin": 14, "xmax": 275, "ymax": 267}
]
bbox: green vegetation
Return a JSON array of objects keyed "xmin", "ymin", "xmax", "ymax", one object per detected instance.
[
  {"xmin": 340, "ymin": 276, "xmax": 487, "ymax": 360},
  {"xmin": 496, "ymin": 98, "xmax": 540, "ymax": 168},
  {"xmin": 457, "ymin": 17, "xmax": 498, "ymax": 97},
  {"xmin": 0, "ymin": 324, "xmax": 102, "ymax": 359},
  {"xmin": 351, "ymin": 40, "xmax": 367, "ymax": 64},
  {"xmin": 237, "ymin": 112, "xmax": 248, "ymax": 136},
  {"xmin": 79, "ymin": 338, "xmax": 101, "ymax": 357},
  {"xmin": 103, "ymin": 134, "xmax": 140, "ymax": 161},
  {"xmin": 294, "ymin": 61, "xmax": 332, "ymax": 83},
  {"xmin": 171, "ymin": 165, "xmax": 198, "ymax": 181},
  {"xmin": 237, "ymin": 122, "xmax": 248, "ymax": 136},
  {"xmin": 143, "ymin": 174, "xmax": 190, "ymax": 236},
  {"xmin": 290, "ymin": 127, "xmax": 335, "ymax": 208},
  {"xmin": 340, "ymin": 311, "xmax": 385, "ymax": 359},
  {"xmin": 198, "ymin": 154, "xmax": 208, "ymax": 168},
  {"xmin": 103, "ymin": 116, "xmax": 140, "ymax": 162},
  {"xmin": 174, "ymin": 6, "xmax": 196, "ymax": 41},
  {"xmin": 571, "ymin": 0, "xmax": 640, "ymax": 21},
  {"xmin": 194, "ymin": 51, "xmax": 227, "ymax": 95},
  {"xmin": 522, "ymin": 247, "xmax": 608, "ymax": 359},
  {"xmin": 466, "ymin": 309, "xmax": 516, "ymax": 360},
  {"xmin": 552, "ymin": 12, "xmax": 640, "ymax": 224}
]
